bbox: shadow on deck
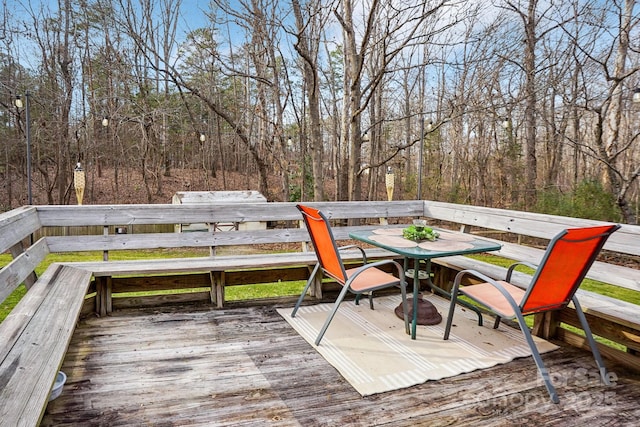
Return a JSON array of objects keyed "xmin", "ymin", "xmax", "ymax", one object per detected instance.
[{"xmin": 42, "ymin": 301, "xmax": 640, "ymax": 426}]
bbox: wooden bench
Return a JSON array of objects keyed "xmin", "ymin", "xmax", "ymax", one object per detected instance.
[
  {"xmin": 0, "ymin": 208, "xmax": 93, "ymax": 425},
  {"xmin": 40, "ymin": 201, "xmax": 639, "ymax": 372},
  {"xmin": 0, "ymin": 203, "xmax": 411, "ymax": 425},
  {"xmin": 68, "ymin": 246, "xmax": 398, "ymax": 315},
  {"xmin": 0, "ymin": 262, "xmax": 93, "ymax": 425}
]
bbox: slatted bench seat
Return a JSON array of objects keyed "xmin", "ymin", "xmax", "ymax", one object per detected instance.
[
  {"xmin": 0, "ymin": 264, "xmax": 93, "ymax": 426},
  {"xmin": 69, "ymin": 247, "xmax": 396, "ymax": 277},
  {"xmin": 68, "ymin": 247, "xmax": 399, "ymax": 315}
]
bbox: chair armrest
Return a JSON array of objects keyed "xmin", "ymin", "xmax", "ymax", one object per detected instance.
[
  {"xmin": 506, "ymin": 261, "xmax": 538, "ymax": 282},
  {"xmin": 338, "ymin": 244, "xmax": 367, "ymax": 263},
  {"xmin": 455, "ymin": 268, "xmax": 501, "ymax": 289}
]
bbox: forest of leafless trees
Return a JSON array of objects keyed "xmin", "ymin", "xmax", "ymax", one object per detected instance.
[{"xmin": 1, "ymin": 0, "xmax": 639, "ymax": 223}]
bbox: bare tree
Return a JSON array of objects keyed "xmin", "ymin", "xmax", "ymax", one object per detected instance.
[
  {"xmin": 335, "ymin": 0, "xmax": 449, "ymax": 201},
  {"xmin": 0, "ymin": 0, "xmax": 637, "ymax": 219},
  {"xmin": 579, "ymin": 0, "xmax": 640, "ymax": 223},
  {"xmin": 246, "ymin": 0, "xmax": 290, "ymax": 201},
  {"xmin": 291, "ymin": 0, "xmax": 329, "ymax": 202},
  {"xmin": 502, "ymin": 0, "xmax": 546, "ymax": 208},
  {"xmin": 19, "ymin": 0, "xmax": 77, "ymax": 204}
]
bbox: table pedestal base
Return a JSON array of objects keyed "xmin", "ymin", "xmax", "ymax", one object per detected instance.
[{"xmin": 394, "ymin": 294, "xmax": 442, "ymax": 325}]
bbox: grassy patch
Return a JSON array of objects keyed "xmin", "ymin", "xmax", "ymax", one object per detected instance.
[
  {"xmin": 1, "ymin": 285, "xmax": 27, "ymax": 323},
  {"xmin": 225, "ymin": 281, "xmax": 307, "ymax": 301}
]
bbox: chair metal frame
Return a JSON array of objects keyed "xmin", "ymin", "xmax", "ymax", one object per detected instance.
[
  {"xmin": 443, "ymin": 224, "xmax": 620, "ymax": 403},
  {"xmin": 292, "ymin": 204, "xmax": 410, "ymax": 345}
]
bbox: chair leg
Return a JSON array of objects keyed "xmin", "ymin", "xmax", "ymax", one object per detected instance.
[
  {"xmin": 400, "ymin": 280, "xmax": 410, "ymax": 335},
  {"xmin": 493, "ymin": 316, "xmax": 502, "ymax": 329},
  {"xmin": 443, "ymin": 279, "xmax": 461, "ymax": 340},
  {"xmin": 292, "ymin": 263, "xmax": 320, "ymax": 318},
  {"xmin": 514, "ymin": 311, "xmax": 559, "ymax": 404},
  {"xmin": 315, "ymin": 284, "xmax": 352, "ymax": 346},
  {"xmin": 572, "ymin": 297, "xmax": 610, "ymax": 385},
  {"xmin": 354, "ymin": 292, "xmax": 375, "ymax": 309}
]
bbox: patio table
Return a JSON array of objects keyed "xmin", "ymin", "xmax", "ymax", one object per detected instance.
[{"xmin": 349, "ymin": 226, "xmax": 502, "ymax": 339}]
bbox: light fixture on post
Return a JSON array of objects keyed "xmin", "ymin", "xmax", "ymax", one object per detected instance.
[
  {"xmin": 74, "ymin": 162, "xmax": 85, "ymax": 205},
  {"xmin": 633, "ymin": 88, "xmax": 640, "ymax": 104},
  {"xmin": 15, "ymin": 92, "xmax": 32, "ymax": 205},
  {"xmin": 385, "ymin": 166, "xmax": 395, "ymax": 202},
  {"xmin": 379, "ymin": 165, "xmax": 395, "ymax": 225}
]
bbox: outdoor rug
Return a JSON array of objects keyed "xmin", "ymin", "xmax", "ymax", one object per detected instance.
[{"xmin": 277, "ymin": 294, "xmax": 558, "ymax": 396}]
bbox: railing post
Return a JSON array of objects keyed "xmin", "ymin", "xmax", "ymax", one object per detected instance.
[
  {"xmin": 103, "ymin": 226, "xmax": 109, "ymax": 261},
  {"xmin": 532, "ymin": 311, "xmax": 559, "ymax": 339},
  {"xmin": 9, "ymin": 241, "xmax": 37, "ymax": 289}
]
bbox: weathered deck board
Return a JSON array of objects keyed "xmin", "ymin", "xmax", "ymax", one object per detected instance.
[{"xmin": 41, "ymin": 302, "xmax": 640, "ymax": 426}]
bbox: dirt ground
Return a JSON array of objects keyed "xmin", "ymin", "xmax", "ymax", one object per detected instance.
[{"xmin": 3, "ymin": 167, "xmax": 291, "ymax": 207}]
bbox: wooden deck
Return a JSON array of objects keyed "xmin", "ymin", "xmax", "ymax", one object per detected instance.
[{"xmin": 41, "ymin": 300, "xmax": 640, "ymax": 426}]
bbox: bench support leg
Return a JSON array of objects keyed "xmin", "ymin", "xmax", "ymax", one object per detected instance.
[
  {"xmin": 308, "ymin": 265, "xmax": 323, "ymax": 299},
  {"xmin": 210, "ymin": 271, "xmax": 225, "ymax": 308},
  {"xmin": 532, "ymin": 311, "xmax": 559, "ymax": 339},
  {"xmin": 96, "ymin": 277, "xmax": 111, "ymax": 316}
]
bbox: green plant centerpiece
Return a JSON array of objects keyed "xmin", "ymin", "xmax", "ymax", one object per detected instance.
[{"xmin": 403, "ymin": 222, "xmax": 439, "ymax": 242}]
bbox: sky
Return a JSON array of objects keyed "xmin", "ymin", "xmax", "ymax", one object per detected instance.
[{"xmin": 5, "ymin": 0, "xmax": 221, "ymax": 72}]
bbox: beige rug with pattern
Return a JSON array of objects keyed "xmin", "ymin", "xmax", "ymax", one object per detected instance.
[{"xmin": 278, "ymin": 294, "xmax": 558, "ymax": 396}]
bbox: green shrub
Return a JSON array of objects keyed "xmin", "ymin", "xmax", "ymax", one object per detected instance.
[
  {"xmin": 404, "ymin": 173, "xmax": 417, "ymax": 199},
  {"xmin": 289, "ymin": 182, "xmax": 301, "ymax": 202},
  {"xmin": 536, "ymin": 179, "xmax": 620, "ymax": 221}
]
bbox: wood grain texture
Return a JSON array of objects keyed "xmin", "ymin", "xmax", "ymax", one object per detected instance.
[
  {"xmin": 0, "ymin": 237, "xmax": 50, "ymax": 304},
  {"xmin": 0, "ymin": 206, "xmax": 40, "ymax": 254},
  {"xmin": 0, "ymin": 265, "xmax": 93, "ymax": 426},
  {"xmin": 41, "ymin": 302, "xmax": 640, "ymax": 426},
  {"xmin": 424, "ymin": 200, "xmax": 639, "ymax": 256},
  {"xmin": 35, "ymin": 201, "xmax": 425, "ymax": 226}
]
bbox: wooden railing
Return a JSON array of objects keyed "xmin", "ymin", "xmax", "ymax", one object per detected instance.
[{"xmin": 0, "ymin": 201, "xmax": 639, "ymax": 425}]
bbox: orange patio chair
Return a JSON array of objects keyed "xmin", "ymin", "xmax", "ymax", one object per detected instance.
[
  {"xmin": 292, "ymin": 204, "xmax": 410, "ymax": 345},
  {"xmin": 443, "ymin": 224, "xmax": 620, "ymax": 403}
]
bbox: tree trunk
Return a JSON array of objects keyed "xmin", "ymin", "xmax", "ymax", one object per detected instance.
[
  {"xmin": 523, "ymin": 0, "xmax": 538, "ymax": 209},
  {"xmin": 292, "ymin": 0, "xmax": 325, "ymax": 201}
]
